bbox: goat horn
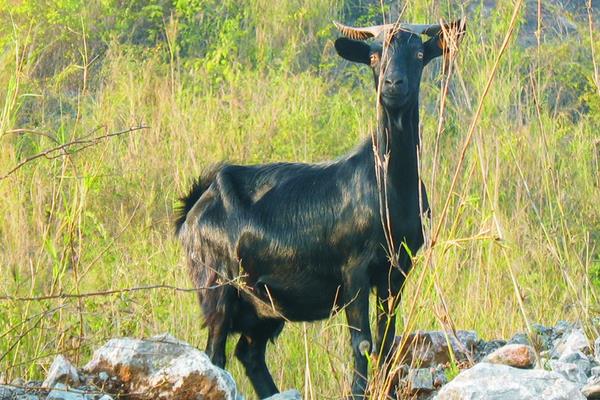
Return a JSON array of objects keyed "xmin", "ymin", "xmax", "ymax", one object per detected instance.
[
  {"xmin": 333, "ymin": 21, "xmax": 394, "ymax": 40},
  {"xmin": 400, "ymin": 23, "xmax": 442, "ymax": 36},
  {"xmin": 334, "ymin": 21, "xmax": 445, "ymax": 40}
]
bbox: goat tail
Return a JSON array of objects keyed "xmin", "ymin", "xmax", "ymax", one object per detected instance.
[{"xmin": 174, "ymin": 163, "xmax": 223, "ymax": 235}]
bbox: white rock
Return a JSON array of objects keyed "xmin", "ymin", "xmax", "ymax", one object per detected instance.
[
  {"xmin": 264, "ymin": 389, "xmax": 302, "ymax": 400},
  {"xmin": 434, "ymin": 362, "xmax": 585, "ymax": 400},
  {"xmin": 149, "ymin": 333, "xmax": 190, "ymax": 346},
  {"xmin": 97, "ymin": 395, "xmax": 114, "ymax": 400},
  {"xmin": 84, "ymin": 335, "xmax": 240, "ymax": 400},
  {"xmin": 592, "ymin": 366, "xmax": 600, "ymax": 378},
  {"xmin": 582, "ymin": 376, "xmax": 600, "ymax": 399},
  {"xmin": 553, "ymin": 328, "xmax": 590, "ymax": 358},
  {"xmin": 42, "ymin": 355, "xmax": 80, "ymax": 389},
  {"xmin": 549, "ymin": 360, "xmax": 588, "ymax": 386},
  {"xmin": 595, "ymin": 337, "xmax": 600, "ymax": 363}
]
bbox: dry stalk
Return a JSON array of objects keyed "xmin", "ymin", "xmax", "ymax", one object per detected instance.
[{"xmin": 0, "ymin": 125, "xmax": 149, "ymax": 180}]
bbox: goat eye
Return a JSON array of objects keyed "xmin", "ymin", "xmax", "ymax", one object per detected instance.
[
  {"xmin": 416, "ymin": 51, "xmax": 424, "ymax": 60},
  {"xmin": 369, "ymin": 54, "xmax": 379, "ymax": 66}
]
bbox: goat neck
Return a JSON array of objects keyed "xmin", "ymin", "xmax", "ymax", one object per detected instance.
[{"xmin": 375, "ymin": 100, "xmax": 420, "ymax": 194}]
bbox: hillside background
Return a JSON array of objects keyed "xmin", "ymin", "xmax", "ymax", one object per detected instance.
[{"xmin": 0, "ymin": 0, "xmax": 599, "ymax": 397}]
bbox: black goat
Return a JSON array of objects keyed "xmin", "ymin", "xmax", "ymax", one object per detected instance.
[{"xmin": 176, "ymin": 19, "xmax": 464, "ymax": 399}]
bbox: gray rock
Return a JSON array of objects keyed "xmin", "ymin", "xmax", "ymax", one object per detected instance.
[
  {"xmin": 432, "ymin": 368, "xmax": 447, "ymax": 388},
  {"xmin": 476, "ymin": 339, "xmax": 506, "ymax": 360},
  {"xmin": 434, "ymin": 362, "xmax": 585, "ymax": 400},
  {"xmin": 46, "ymin": 383, "xmax": 86, "ymax": 400},
  {"xmin": 9, "ymin": 379, "xmax": 25, "ymax": 389},
  {"xmin": 0, "ymin": 385, "xmax": 26, "ymax": 399},
  {"xmin": 549, "ymin": 360, "xmax": 588, "ymax": 386},
  {"xmin": 394, "ymin": 330, "xmax": 479, "ymax": 367},
  {"xmin": 97, "ymin": 372, "xmax": 109, "ymax": 383},
  {"xmin": 595, "ymin": 337, "xmax": 600, "ymax": 363},
  {"xmin": 592, "ymin": 366, "xmax": 600, "ymax": 378},
  {"xmin": 42, "ymin": 355, "xmax": 80, "ymax": 388},
  {"xmin": 264, "ymin": 390, "xmax": 302, "ymax": 400},
  {"xmin": 16, "ymin": 395, "xmax": 40, "ymax": 400},
  {"xmin": 554, "ymin": 321, "xmax": 575, "ymax": 336},
  {"xmin": 408, "ymin": 368, "xmax": 434, "ymax": 392},
  {"xmin": 508, "ymin": 332, "xmax": 530, "ymax": 346},
  {"xmin": 559, "ymin": 351, "xmax": 592, "ymax": 376},
  {"xmin": 97, "ymin": 396, "xmax": 113, "ymax": 400},
  {"xmin": 532, "ymin": 323, "xmax": 555, "ymax": 348},
  {"xmin": 0, "ymin": 385, "xmax": 17, "ymax": 400},
  {"xmin": 84, "ymin": 335, "xmax": 240, "ymax": 400}
]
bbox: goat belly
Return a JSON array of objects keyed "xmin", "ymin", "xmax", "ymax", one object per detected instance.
[
  {"xmin": 257, "ymin": 276, "xmax": 341, "ymax": 321},
  {"xmin": 236, "ymin": 243, "xmax": 343, "ymax": 321}
]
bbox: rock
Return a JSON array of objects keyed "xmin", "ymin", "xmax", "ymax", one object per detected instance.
[
  {"xmin": 0, "ymin": 385, "xmax": 27, "ymax": 399},
  {"xmin": 595, "ymin": 337, "xmax": 600, "ymax": 363},
  {"xmin": 581, "ymin": 381, "xmax": 600, "ymax": 400},
  {"xmin": 1, "ymin": 385, "xmax": 21, "ymax": 400},
  {"xmin": 484, "ymin": 344, "xmax": 536, "ymax": 369},
  {"xmin": 83, "ymin": 335, "xmax": 240, "ymax": 400},
  {"xmin": 43, "ymin": 355, "xmax": 80, "ymax": 389},
  {"xmin": 592, "ymin": 366, "xmax": 600, "ymax": 378},
  {"xmin": 98, "ymin": 372, "xmax": 109, "ymax": 383},
  {"xmin": 264, "ymin": 389, "xmax": 302, "ymax": 400},
  {"xmin": 549, "ymin": 360, "xmax": 588, "ymax": 386},
  {"xmin": 10, "ymin": 379, "xmax": 25, "ymax": 388},
  {"xmin": 46, "ymin": 383, "xmax": 86, "ymax": 400},
  {"xmin": 394, "ymin": 330, "xmax": 479, "ymax": 367},
  {"xmin": 559, "ymin": 351, "xmax": 592, "ymax": 376},
  {"xmin": 508, "ymin": 332, "xmax": 530, "ymax": 346},
  {"xmin": 432, "ymin": 364, "xmax": 448, "ymax": 388},
  {"xmin": 98, "ymin": 396, "xmax": 114, "ymax": 400},
  {"xmin": 582, "ymin": 377, "xmax": 600, "ymax": 399},
  {"xmin": 16, "ymin": 395, "xmax": 40, "ymax": 400},
  {"xmin": 408, "ymin": 368, "xmax": 434, "ymax": 393},
  {"xmin": 554, "ymin": 321, "xmax": 575, "ymax": 336},
  {"xmin": 476, "ymin": 339, "xmax": 506, "ymax": 360},
  {"xmin": 434, "ymin": 362, "xmax": 585, "ymax": 399},
  {"xmin": 553, "ymin": 328, "xmax": 590, "ymax": 358}
]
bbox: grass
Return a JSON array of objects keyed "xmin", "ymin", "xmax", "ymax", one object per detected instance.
[{"xmin": 0, "ymin": 0, "xmax": 599, "ymax": 398}]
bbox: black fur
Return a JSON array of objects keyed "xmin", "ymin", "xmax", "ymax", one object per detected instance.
[
  {"xmin": 174, "ymin": 164, "xmax": 222, "ymax": 235},
  {"xmin": 176, "ymin": 23, "xmax": 463, "ymax": 400}
]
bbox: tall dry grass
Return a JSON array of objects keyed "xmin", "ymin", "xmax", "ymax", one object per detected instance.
[{"xmin": 0, "ymin": 0, "xmax": 598, "ymax": 398}]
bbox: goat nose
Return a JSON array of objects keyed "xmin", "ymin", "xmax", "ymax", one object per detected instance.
[{"xmin": 385, "ymin": 77, "xmax": 405, "ymax": 87}]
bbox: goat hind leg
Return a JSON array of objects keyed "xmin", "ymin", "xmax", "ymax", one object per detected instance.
[
  {"xmin": 203, "ymin": 286, "xmax": 234, "ymax": 368},
  {"xmin": 205, "ymin": 313, "xmax": 228, "ymax": 368},
  {"xmin": 235, "ymin": 319, "xmax": 283, "ymax": 399}
]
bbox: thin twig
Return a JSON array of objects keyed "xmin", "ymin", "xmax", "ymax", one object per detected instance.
[
  {"xmin": 0, "ymin": 125, "xmax": 149, "ymax": 180},
  {"xmin": 0, "ymin": 282, "xmax": 237, "ymax": 302}
]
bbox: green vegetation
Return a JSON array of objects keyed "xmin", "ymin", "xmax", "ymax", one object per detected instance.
[{"xmin": 0, "ymin": 0, "xmax": 598, "ymax": 397}]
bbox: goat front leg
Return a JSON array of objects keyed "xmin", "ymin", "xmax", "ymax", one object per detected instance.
[
  {"xmin": 344, "ymin": 279, "xmax": 372, "ymax": 399},
  {"xmin": 374, "ymin": 267, "xmax": 405, "ymax": 368}
]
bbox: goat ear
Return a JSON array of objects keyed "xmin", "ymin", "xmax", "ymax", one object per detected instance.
[
  {"xmin": 335, "ymin": 38, "xmax": 371, "ymax": 65},
  {"xmin": 423, "ymin": 19, "xmax": 466, "ymax": 66}
]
